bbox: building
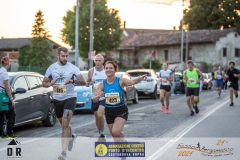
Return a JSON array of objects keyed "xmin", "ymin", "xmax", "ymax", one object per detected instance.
[
  {"xmin": 0, "ymin": 37, "xmax": 63, "ymax": 71},
  {"xmin": 117, "ymin": 28, "xmax": 240, "ymax": 69}
]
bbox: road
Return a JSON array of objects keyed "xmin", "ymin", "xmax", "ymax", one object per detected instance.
[{"xmin": 0, "ymin": 90, "xmax": 239, "ymax": 160}]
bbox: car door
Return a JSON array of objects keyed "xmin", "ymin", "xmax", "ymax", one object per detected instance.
[
  {"xmin": 36, "ymin": 76, "xmax": 52, "ymax": 116},
  {"xmin": 12, "ymin": 76, "xmax": 32, "ymax": 125},
  {"xmin": 25, "ymin": 75, "xmax": 43, "ymax": 119}
]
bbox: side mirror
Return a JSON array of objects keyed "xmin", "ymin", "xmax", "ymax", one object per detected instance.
[{"xmin": 15, "ymin": 88, "xmax": 27, "ymax": 94}]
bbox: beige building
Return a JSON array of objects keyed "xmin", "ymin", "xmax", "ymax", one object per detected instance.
[{"xmin": 115, "ymin": 28, "xmax": 240, "ymax": 69}]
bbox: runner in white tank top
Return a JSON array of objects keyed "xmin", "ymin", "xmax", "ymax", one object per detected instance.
[{"xmin": 86, "ymin": 54, "xmax": 106, "ymax": 138}]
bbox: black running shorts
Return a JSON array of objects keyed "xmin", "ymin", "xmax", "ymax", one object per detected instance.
[
  {"xmin": 53, "ymin": 97, "xmax": 76, "ymax": 118},
  {"xmin": 105, "ymin": 106, "xmax": 128, "ymax": 124},
  {"xmin": 229, "ymin": 82, "xmax": 239, "ymax": 91},
  {"xmin": 160, "ymin": 85, "xmax": 171, "ymax": 92},
  {"xmin": 186, "ymin": 88, "xmax": 199, "ymax": 97}
]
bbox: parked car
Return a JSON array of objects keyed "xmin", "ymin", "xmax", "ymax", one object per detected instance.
[
  {"xmin": 8, "ymin": 72, "xmax": 56, "ymax": 127},
  {"xmin": 74, "ymin": 71, "xmax": 93, "ymax": 112},
  {"xmin": 126, "ymin": 69, "xmax": 160, "ymax": 99},
  {"xmin": 116, "ymin": 72, "xmax": 139, "ymax": 104},
  {"xmin": 202, "ymin": 73, "xmax": 212, "ymax": 90},
  {"xmin": 174, "ymin": 72, "xmax": 185, "ymax": 94}
]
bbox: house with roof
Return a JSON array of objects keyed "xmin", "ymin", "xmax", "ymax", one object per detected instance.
[
  {"xmin": 0, "ymin": 38, "xmax": 63, "ymax": 71},
  {"xmin": 116, "ymin": 28, "xmax": 240, "ymax": 69}
]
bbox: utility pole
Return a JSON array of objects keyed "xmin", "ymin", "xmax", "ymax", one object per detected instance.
[
  {"xmin": 180, "ymin": 0, "xmax": 185, "ymax": 70},
  {"xmin": 89, "ymin": 0, "xmax": 94, "ymax": 69},
  {"xmin": 185, "ymin": 25, "xmax": 189, "ymax": 63},
  {"xmin": 75, "ymin": 0, "xmax": 79, "ymax": 67}
]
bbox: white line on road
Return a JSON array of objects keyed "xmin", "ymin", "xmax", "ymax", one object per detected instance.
[{"xmin": 147, "ymin": 99, "xmax": 230, "ymax": 160}]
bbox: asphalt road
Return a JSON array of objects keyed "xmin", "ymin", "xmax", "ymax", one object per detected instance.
[{"xmin": 0, "ymin": 89, "xmax": 239, "ymax": 160}]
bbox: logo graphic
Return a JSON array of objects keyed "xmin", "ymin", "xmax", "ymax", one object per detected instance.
[
  {"xmin": 95, "ymin": 142, "xmax": 145, "ymax": 157},
  {"xmin": 7, "ymin": 139, "xmax": 22, "ymax": 158},
  {"xmin": 176, "ymin": 139, "xmax": 234, "ymax": 157},
  {"xmin": 95, "ymin": 144, "xmax": 108, "ymax": 157}
]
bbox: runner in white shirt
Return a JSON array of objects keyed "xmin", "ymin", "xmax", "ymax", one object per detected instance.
[
  {"xmin": 86, "ymin": 54, "xmax": 107, "ymax": 138},
  {"xmin": 43, "ymin": 47, "xmax": 85, "ymax": 160},
  {"xmin": 159, "ymin": 63, "xmax": 173, "ymax": 114}
]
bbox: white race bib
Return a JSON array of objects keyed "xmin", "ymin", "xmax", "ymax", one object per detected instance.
[
  {"xmin": 188, "ymin": 78, "xmax": 197, "ymax": 85},
  {"xmin": 161, "ymin": 79, "xmax": 170, "ymax": 85},
  {"xmin": 216, "ymin": 74, "xmax": 222, "ymax": 79},
  {"xmin": 53, "ymin": 84, "xmax": 67, "ymax": 96},
  {"xmin": 105, "ymin": 92, "xmax": 120, "ymax": 105}
]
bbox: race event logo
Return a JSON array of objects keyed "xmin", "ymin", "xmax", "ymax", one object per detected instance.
[
  {"xmin": 176, "ymin": 139, "xmax": 234, "ymax": 157},
  {"xmin": 7, "ymin": 139, "xmax": 22, "ymax": 158},
  {"xmin": 95, "ymin": 142, "xmax": 145, "ymax": 157}
]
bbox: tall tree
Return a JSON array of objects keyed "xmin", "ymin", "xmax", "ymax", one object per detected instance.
[
  {"xmin": 19, "ymin": 10, "xmax": 53, "ymax": 67},
  {"xmin": 183, "ymin": 0, "xmax": 240, "ymax": 31},
  {"xmin": 61, "ymin": 0, "xmax": 123, "ymax": 58}
]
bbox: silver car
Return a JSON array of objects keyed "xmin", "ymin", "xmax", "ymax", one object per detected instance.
[{"xmin": 126, "ymin": 69, "xmax": 160, "ymax": 99}]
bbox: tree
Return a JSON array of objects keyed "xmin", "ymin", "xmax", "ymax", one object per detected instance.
[
  {"xmin": 183, "ymin": 0, "xmax": 240, "ymax": 31},
  {"xmin": 19, "ymin": 10, "xmax": 53, "ymax": 67},
  {"xmin": 61, "ymin": 0, "xmax": 123, "ymax": 58}
]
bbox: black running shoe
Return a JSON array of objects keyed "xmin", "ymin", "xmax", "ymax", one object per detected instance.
[
  {"xmin": 58, "ymin": 151, "xmax": 66, "ymax": 160},
  {"xmin": 235, "ymin": 94, "xmax": 238, "ymax": 98},
  {"xmin": 68, "ymin": 134, "xmax": 76, "ymax": 151},
  {"xmin": 229, "ymin": 102, "xmax": 234, "ymax": 107},
  {"xmin": 99, "ymin": 133, "xmax": 105, "ymax": 138},
  {"xmin": 190, "ymin": 110, "xmax": 194, "ymax": 116},
  {"xmin": 194, "ymin": 106, "xmax": 199, "ymax": 114}
]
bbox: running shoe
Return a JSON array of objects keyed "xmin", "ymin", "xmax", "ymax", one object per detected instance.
[
  {"xmin": 229, "ymin": 102, "xmax": 234, "ymax": 107},
  {"xmin": 190, "ymin": 110, "xmax": 194, "ymax": 116},
  {"xmin": 235, "ymin": 94, "xmax": 238, "ymax": 98},
  {"xmin": 165, "ymin": 108, "xmax": 170, "ymax": 114},
  {"xmin": 193, "ymin": 106, "xmax": 199, "ymax": 114},
  {"xmin": 68, "ymin": 134, "xmax": 76, "ymax": 151},
  {"xmin": 58, "ymin": 151, "xmax": 66, "ymax": 160},
  {"xmin": 160, "ymin": 106, "xmax": 165, "ymax": 112}
]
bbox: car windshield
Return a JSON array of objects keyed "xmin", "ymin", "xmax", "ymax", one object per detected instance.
[{"xmin": 128, "ymin": 72, "xmax": 151, "ymax": 77}]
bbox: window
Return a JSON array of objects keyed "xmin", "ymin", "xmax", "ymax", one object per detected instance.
[
  {"xmin": 164, "ymin": 50, "xmax": 168, "ymax": 61},
  {"xmin": 235, "ymin": 48, "xmax": 240, "ymax": 57},
  {"xmin": 14, "ymin": 76, "xmax": 28, "ymax": 91},
  {"xmin": 223, "ymin": 48, "xmax": 227, "ymax": 57},
  {"xmin": 26, "ymin": 76, "xmax": 40, "ymax": 90}
]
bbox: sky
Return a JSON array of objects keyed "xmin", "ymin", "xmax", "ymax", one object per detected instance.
[{"xmin": 0, "ymin": 0, "xmax": 188, "ymax": 47}]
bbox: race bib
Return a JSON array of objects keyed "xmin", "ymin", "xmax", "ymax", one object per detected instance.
[
  {"xmin": 161, "ymin": 79, "xmax": 170, "ymax": 85},
  {"xmin": 188, "ymin": 78, "xmax": 197, "ymax": 85},
  {"xmin": 216, "ymin": 74, "xmax": 222, "ymax": 79},
  {"xmin": 105, "ymin": 92, "xmax": 120, "ymax": 105},
  {"xmin": 53, "ymin": 84, "xmax": 67, "ymax": 96}
]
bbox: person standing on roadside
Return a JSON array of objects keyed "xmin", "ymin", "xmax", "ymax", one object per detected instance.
[
  {"xmin": 225, "ymin": 61, "xmax": 240, "ymax": 106},
  {"xmin": 183, "ymin": 60, "xmax": 203, "ymax": 116},
  {"xmin": 43, "ymin": 47, "xmax": 85, "ymax": 160},
  {"xmin": 86, "ymin": 54, "xmax": 107, "ymax": 138},
  {"xmin": 0, "ymin": 56, "xmax": 15, "ymax": 137}
]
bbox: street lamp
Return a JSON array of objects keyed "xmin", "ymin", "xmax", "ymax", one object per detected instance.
[
  {"xmin": 180, "ymin": 0, "xmax": 185, "ymax": 70},
  {"xmin": 89, "ymin": 0, "xmax": 94, "ymax": 69},
  {"xmin": 75, "ymin": 0, "xmax": 79, "ymax": 67}
]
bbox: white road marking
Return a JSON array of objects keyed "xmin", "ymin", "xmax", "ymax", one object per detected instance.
[{"xmin": 147, "ymin": 99, "xmax": 230, "ymax": 160}]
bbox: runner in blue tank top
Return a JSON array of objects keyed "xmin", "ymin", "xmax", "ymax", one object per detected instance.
[{"xmin": 93, "ymin": 61, "xmax": 146, "ymax": 138}]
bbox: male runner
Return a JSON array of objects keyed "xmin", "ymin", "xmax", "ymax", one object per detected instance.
[
  {"xmin": 183, "ymin": 60, "xmax": 203, "ymax": 116},
  {"xmin": 43, "ymin": 47, "xmax": 85, "ymax": 160},
  {"xmin": 86, "ymin": 54, "xmax": 106, "ymax": 138}
]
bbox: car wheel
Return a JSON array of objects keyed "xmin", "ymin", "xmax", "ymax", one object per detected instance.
[
  {"xmin": 132, "ymin": 91, "xmax": 139, "ymax": 104},
  {"xmin": 152, "ymin": 86, "xmax": 158, "ymax": 99},
  {"xmin": 43, "ymin": 104, "xmax": 56, "ymax": 127}
]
